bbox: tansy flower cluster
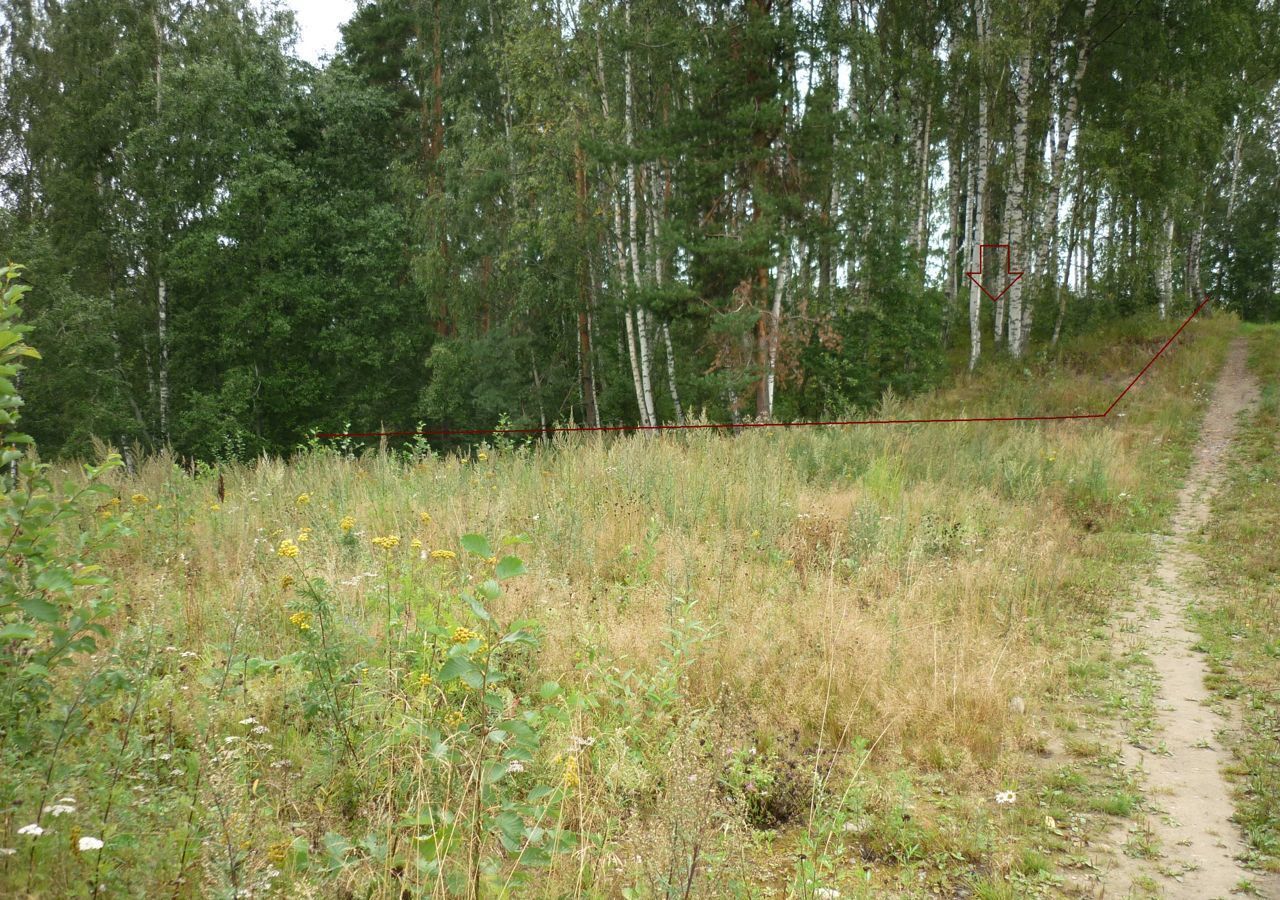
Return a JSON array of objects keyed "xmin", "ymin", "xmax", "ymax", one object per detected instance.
[
  {"xmin": 277, "ymin": 538, "xmax": 300, "ymax": 558},
  {"xmin": 415, "ymin": 672, "xmax": 433, "ymax": 689},
  {"xmin": 340, "ymin": 515, "xmax": 355, "ymax": 533},
  {"xmin": 297, "ymin": 526, "xmax": 313, "ymax": 543},
  {"xmin": 419, "ymin": 511, "xmax": 431, "ymax": 526},
  {"xmin": 372, "ymin": 535, "xmax": 400, "ymax": 551},
  {"xmin": 289, "ymin": 611, "xmax": 312, "ymax": 631},
  {"xmin": 131, "ymin": 493, "xmax": 149, "ymax": 505},
  {"xmin": 296, "ymin": 492, "xmax": 310, "ymax": 505},
  {"xmin": 430, "ymin": 549, "xmax": 456, "ymax": 561},
  {"xmin": 451, "ymin": 627, "xmax": 481, "ymax": 644}
]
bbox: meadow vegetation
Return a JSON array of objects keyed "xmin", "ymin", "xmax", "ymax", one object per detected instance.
[{"xmin": 0, "ymin": 272, "xmax": 1244, "ymax": 897}]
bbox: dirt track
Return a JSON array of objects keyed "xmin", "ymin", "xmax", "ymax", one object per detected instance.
[{"xmin": 1097, "ymin": 337, "xmax": 1277, "ymax": 899}]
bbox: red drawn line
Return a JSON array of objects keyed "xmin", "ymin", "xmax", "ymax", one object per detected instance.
[
  {"xmin": 966, "ymin": 243, "xmax": 1024, "ymax": 303},
  {"xmin": 318, "ymin": 297, "xmax": 1213, "ymax": 440}
]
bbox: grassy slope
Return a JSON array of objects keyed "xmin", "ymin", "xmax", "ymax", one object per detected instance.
[
  {"xmin": 1189, "ymin": 323, "xmax": 1280, "ymax": 875},
  {"xmin": 0, "ymin": 312, "xmax": 1238, "ymax": 898}
]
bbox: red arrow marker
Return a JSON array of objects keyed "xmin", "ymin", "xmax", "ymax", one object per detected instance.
[{"xmin": 966, "ymin": 243, "xmax": 1024, "ymax": 303}]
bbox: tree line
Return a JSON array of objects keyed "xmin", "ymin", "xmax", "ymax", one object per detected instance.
[{"xmin": 1, "ymin": 0, "xmax": 1277, "ymax": 459}]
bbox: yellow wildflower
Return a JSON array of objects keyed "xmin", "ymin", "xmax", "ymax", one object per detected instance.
[
  {"xmin": 296, "ymin": 492, "xmax": 311, "ymax": 505},
  {"xmin": 277, "ymin": 539, "xmax": 300, "ymax": 559},
  {"xmin": 411, "ymin": 538, "xmax": 423, "ymax": 550},
  {"xmin": 289, "ymin": 611, "xmax": 312, "ymax": 631},
  {"xmin": 562, "ymin": 754, "xmax": 579, "ymax": 788},
  {"xmin": 372, "ymin": 535, "xmax": 400, "ymax": 551},
  {"xmin": 419, "ymin": 511, "xmax": 431, "ymax": 526},
  {"xmin": 444, "ymin": 710, "xmax": 465, "ymax": 729},
  {"xmin": 451, "ymin": 626, "xmax": 481, "ymax": 645},
  {"xmin": 477, "ymin": 452, "xmax": 489, "ymax": 462},
  {"xmin": 297, "ymin": 527, "xmax": 312, "ymax": 543},
  {"xmin": 209, "ymin": 502, "xmax": 221, "ymax": 512},
  {"xmin": 416, "ymin": 672, "xmax": 433, "ymax": 689},
  {"xmin": 485, "ymin": 556, "xmax": 497, "ymax": 567},
  {"xmin": 109, "ymin": 497, "xmax": 121, "ymax": 507},
  {"xmin": 430, "ymin": 549, "xmax": 456, "ymax": 561},
  {"xmin": 131, "ymin": 493, "xmax": 149, "ymax": 505},
  {"xmin": 340, "ymin": 515, "xmax": 355, "ymax": 533},
  {"xmin": 280, "ymin": 574, "xmax": 295, "ymax": 590}
]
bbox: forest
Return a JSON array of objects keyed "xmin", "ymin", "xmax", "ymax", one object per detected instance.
[{"xmin": 2, "ymin": 0, "xmax": 1278, "ymax": 459}]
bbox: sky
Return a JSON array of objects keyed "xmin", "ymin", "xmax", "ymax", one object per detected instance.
[{"xmin": 283, "ymin": 0, "xmax": 356, "ymax": 64}]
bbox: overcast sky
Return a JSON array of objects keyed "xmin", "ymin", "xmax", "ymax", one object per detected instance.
[{"xmin": 283, "ymin": 0, "xmax": 356, "ymax": 64}]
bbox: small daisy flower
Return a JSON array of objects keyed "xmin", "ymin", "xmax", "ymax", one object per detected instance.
[{"xmin": 995, "ymin": 790, "xmax": 1017, "ymax": 806}]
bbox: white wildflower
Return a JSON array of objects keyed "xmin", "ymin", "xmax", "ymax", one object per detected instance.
[
  {"xmin": 17, "ymin": 824, "xmax": 43, "ymax": 837},
  {"xmin": 180, "ymin": 651, "xmax": 198, "ymax": 659},
  {"xmin": 506, "ymin": 760, "xmax": 525, "ymax": 774},
  {"xmin": 995, "ymin": 790, "xmax": 1017, "ymax": 806},
  {"xmin": 0, "ymin": 848, "xmax": 17, "ymax": 856},
  {"xmin": 43, "ymin": 803, "xmax": 76, "ymax": 817},
  {"xmin": 78, "ymin": 836, "xmax": 104, "ymax": 851},
  {"xmin": 239, "ymin": 717, "xmax": 258, "ymax": 726},
  {"xmin": 252, "ymin": 725, "xmax": 269, "ymax": 735}
]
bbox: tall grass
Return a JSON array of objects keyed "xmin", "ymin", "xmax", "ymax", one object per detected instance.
[{"xmin": 2, "ymin": 312, "xmax": 1236, "ymax": 897}]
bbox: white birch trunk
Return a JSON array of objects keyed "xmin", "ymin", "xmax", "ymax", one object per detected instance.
[
  {"xmin": 1033, "ymin": 0, "xmax": 1097, "ymax": 340},
  {"xmin": 597, "ymin": 32, "xmax": 649, "ymax": 427},
  {"xmin": 1006, "ymin": 44, "xmax": 1032, "ymax": 357},
  {"xmin": 623, "ymin": 12, "xmax": 656, "ymax": 426},
  {"xmin": 1158, "ymin": 209, "xmax": 1174, "ymax": 320},
  {"xmin": 766, "ymin": 238, "xmax": 790, "ymax": 417},
  {"xmin": 661, "ymin": 323, "xmax": 683, "ymax": 425},
  {"xmin": 650, "ymin": 165, "xmax": 684, "ymax": 424},
  {"xmin": 154, "ymin": 2, "xmax": 169, "ymax": 443},
  {"xmin": 968, "ymin": 0, "xmax": 989, "ymax": 372},
  {"xmin": 914, "ymin": 98, "xmax": 934, "ymax": 271}
]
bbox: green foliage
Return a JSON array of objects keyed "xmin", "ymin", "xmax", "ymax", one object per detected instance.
[{"xmin": 0, "ymin": 264, "xmax": 127, "ymax": 726}]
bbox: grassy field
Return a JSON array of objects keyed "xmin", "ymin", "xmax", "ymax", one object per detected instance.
[
  {"xmin": 1189, "ymin": 323, "xmax": 1280, "ymax": 876},
  {"xmin": 0, "ymin": 312, "xmax": 1241, "ymax": 898}
]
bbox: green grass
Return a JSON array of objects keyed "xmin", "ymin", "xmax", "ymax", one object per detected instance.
[{"xmin": 0, "ymin": 312, "xmax": 1241, "ymax": 897}]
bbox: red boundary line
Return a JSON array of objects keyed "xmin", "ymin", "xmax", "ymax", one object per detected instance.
[{"xmin": 318, "ymin": 297, "xmax": 1213, "ymax": 439}]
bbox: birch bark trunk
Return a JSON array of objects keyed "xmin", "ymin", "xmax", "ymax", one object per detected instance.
[
  {"xmin": 597, "ymin": 29, "xmax": 649, "ymax": 426},
  {"xmin": 914, "ymin": 98, "xmax": 934, "ymax": 274},
  {"xmin": 1006, "ymin": 44, "xmax": 1032, "ymax": 357},
  {"xmin": 1157, "ymin": 209, "xmax": 1174, "ymax": 320},
  {"xmin": 1033, "ymin": 0, "xmax": 1097, "ymax": 342},
  {"xmin": 968, "ymin": 0, "xmax": 989, "ymax": 372},
  {"xmin": 623, "ymin": 7, "xmax": 656, "ymax": 425},
  {"xmin": 765, "ymin": 235, "xmax": 790, "ymax": 417},
  {"xmin": 153, "ymin": 2, "xmax": 169, "ymax": 443}
]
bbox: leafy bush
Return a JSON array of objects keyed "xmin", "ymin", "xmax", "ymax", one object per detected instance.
[{"xmin": 0, "ymin": 263, "xmax": 127, "ymax": 729}]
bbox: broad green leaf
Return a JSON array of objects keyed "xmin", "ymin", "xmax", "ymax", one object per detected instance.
[
  {"xmin": 437, "ymin": 654, "xmax": 478, "ymax": 683},
  {"xmin": 18, "ymin": 595, "xmax": 59, "ymax": 623},
  {"xmin": 460, "ymin": 533, "xmax": 492, "ymax": 557},
  {"xmin": 495, "ymin": 556, "xmax": 526, "ymax": 580},
  {"xmin": 35, "ymin": 566, "xmax": 74, "ymax": 594},
  {"xmin": 0, "ymin": 622, "xmax": 36, "ymax": 641}
]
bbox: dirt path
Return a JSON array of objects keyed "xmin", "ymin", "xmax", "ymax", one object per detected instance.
[{"xmin": 1096, "ymin": 337, "xmax": 1277, "ymax": 899}]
